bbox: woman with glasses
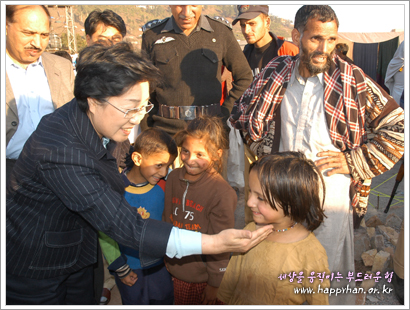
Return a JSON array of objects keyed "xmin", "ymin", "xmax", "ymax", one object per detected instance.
[{"xmin": 6, "ymin": 42, "xmax": 272, "ymax": 305}]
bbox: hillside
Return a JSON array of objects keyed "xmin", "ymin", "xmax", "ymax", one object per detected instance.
[{"xmin": 47, "ymin": 5, "xmax": 294, "ymax": 53}]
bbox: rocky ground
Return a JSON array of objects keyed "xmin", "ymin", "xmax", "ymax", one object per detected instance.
[
  {"xmin": 357, "ymin": 159, "xmax": 404, "ymax": 306},
  {"xmin": 355, "ymin": 200, "xmax": 404, "ymax": 305}
]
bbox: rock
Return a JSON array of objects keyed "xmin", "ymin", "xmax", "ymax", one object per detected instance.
[
  {"xmin": 362, "ymin": 249, "xmax": 377, "ymax": 266},
  {"xmin": 367, "ymin": 295, "xmax": 379, "ymax": 303},
  {"xmin": 356, "ymin": 292, "xmax": 367, "ymax": 305},
  {"xmin": 366, "ymin": 215, "xmax": 384, "ymax": 227},
  {"xmin": 370, "ymin": 235, "xmax": 385, "ymax": 252},
  {"xmin": 385, "ymin": 213, "xmax": 403, "ymax": 230},
  {"xmin": 378, "ymin": 225, "xmax": 399, "ymax": 246},
  {"xmin": 360, "ymin": 276, "xmax": 376, "ymax": 291},
  {"xmin": 372, "ymin": 250, "xmax": 391, "ymax": 273},
  {"xmin": 360, "ymin": 217, "xmax": 367, "ymax": 228},
  {"xmin": 366, "ymin": 227, "xmax": 376, "ymax": 239},
  {"xmin": 383, "ymin": 246, "xmax": 395, "ymax": 269},
  {"xmin": 383, "ymin": 246, "xmax": 395, "ymax": 258},
  {"xmin": 354, "ymin": 227, "xmax": 371, "ymax": 261}
]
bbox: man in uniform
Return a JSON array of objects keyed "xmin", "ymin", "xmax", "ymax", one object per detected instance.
[
  {"xmin": 385, "ymin": 40, "xmax": 404, "ymax": 105},
  {"xmin": 233, "ymin": 5, "xmax": 298, "ymax": 77},
  {"xmin": 230, "ymin": 5, "xmax": 404, "ymax": 305},
  {"xmin": 140, "ymin": 5, "xmax": 252, "ymax": 135},
  {"xmin": 6, "ymin": 5, "xmax": 74, "ymax": 184}
]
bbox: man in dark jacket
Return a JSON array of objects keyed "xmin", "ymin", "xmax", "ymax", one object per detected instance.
[{"xmin": 233, "ymin": 5, "xmax": 299, "ymax": 77}]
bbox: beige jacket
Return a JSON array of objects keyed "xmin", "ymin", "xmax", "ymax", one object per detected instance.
[{"xmin": 6, "ymin": 52, "xmax": 75, "ymax": 146}]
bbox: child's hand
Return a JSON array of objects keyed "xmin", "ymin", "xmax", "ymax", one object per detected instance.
[
  {"xmin": 120, "ymin": 270, "xmax": 138, "ymax": 287},
  {"xmin": 202, "ymin": 225, "xmax": 273, "ymax": 254},
  {"xmin": 200, "ymin": 284, "xmax": 218, "ymax": 305}
]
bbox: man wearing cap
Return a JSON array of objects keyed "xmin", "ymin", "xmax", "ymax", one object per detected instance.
[
  {"xmin": 233, "ymin": 5, "xmax": 298, "ymax": 218},
  {"xmin": 233, "ymin": 5, "xmax": 299, "ymax": 77},
  {"xmin": 140, "ymin": 5, "xmax": 252, "ymax": 136}
]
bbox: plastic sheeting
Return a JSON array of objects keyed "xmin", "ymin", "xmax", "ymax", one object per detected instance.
[
  {"xmin": 377, "ymin": 36, "xmax": 400, "ymax": 92},
  {"xmin": 353, "ymin": 43, "xmax": 379, "ymax": 80}
]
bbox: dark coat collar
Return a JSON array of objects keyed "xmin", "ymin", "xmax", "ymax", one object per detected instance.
[{"xmin": 68, "ymin": 98, "xmax": 117, "ymax": 160}]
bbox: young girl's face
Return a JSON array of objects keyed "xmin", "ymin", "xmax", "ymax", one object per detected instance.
[
  {"xmin": 132, "ymin": 150, "xmax": 175, "ymax": 185},
  {"xmin": 180, "ymin": 135, "xmax": 215, "ymax": 180},
  {"xmin": 247, "ymin": 169, "xmax": 288, "ymax": 226}
]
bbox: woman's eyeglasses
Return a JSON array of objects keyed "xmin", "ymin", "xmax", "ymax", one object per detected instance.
[{"xmin": 101, "ymin": 99, "xmax": 154, "ymax": 119}]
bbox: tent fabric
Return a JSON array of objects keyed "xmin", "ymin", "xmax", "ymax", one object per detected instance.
[
  {"xmin": 353, "ymin": 42, "xmax": 379, "ymax": 80},
  {"xmin": 338, "ymin": 32, "xmax": 404, "ymax": 44},
  {"xmin": 337, "ymin": 31, "xmax": 404, "ymax": 61},
  {"xmin": 376, "ymin": 36, "xmax": 400, "ymax": 92}
]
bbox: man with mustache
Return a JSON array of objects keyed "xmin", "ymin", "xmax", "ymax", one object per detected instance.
[
  {"xmin": 140, "ymin": 5, "xmax": 252, "ymax": 136},
  {"xmin": 6, "ymin": 5, "xmax": 74, "ymax": 185},
  {"xmin": 230, "ymin": 5, "xmax": 404, "ymax": 305}
]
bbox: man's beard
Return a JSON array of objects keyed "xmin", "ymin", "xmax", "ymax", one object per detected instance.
[{"xmin": 300, "ymin": 46, "xmax": 334, "ymax": 75}]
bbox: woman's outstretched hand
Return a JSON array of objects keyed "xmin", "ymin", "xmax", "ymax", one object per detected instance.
[{"xmin": 201, "ymin": 224, "xmax": 273, "ymax": 254}]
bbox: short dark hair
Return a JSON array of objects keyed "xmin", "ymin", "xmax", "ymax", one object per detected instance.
[
  {"xmin": 294, "ymin": 5, "xmax": 339, "ymax": 34},
  {"xmin": 74, "ymin": 42, "xmax": 161, "ymax": 112},
  {"xmin": 6, "ymin": 5, "xmax": 50, "ymax": 24},
  {"xmin": 53, "ymin": 50, "xmax": 72, "ymax": 63},
  {"xmin": 125, "ymin": 128, "xmax": 178, "ymax": 169},
  {"xmin": 336, "ymin": 43, "xmax": 349, "ymax": 55},
  {"xmin": 135, "ymin": 127, "xmax": 177, "ymax": 157},
  {"xmin": 84, "ymin": 9, "xmax": 126, "ymax": 38},
  {"xmin": 250, "ymin": 151, "xmax": 326, "ymax": 231}
]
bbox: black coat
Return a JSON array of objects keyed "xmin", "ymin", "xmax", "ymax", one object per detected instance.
[{"xmin": 6, "ymin": 99, "xmax": 172, "ymax": 279}]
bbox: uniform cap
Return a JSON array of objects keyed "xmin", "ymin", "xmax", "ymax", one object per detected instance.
[{"xmin": 232, "ymin": 5, "xmax": 269, "ymax": 25}]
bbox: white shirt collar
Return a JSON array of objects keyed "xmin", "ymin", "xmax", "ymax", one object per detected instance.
[{"xmin": 6, "ymin": 52, "xmax": 43, "ymax": 69}]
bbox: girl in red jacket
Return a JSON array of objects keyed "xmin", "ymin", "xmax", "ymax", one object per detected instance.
[{"xmin": 162, "ymin": 115, "xmax": 237, "ymax": 305}]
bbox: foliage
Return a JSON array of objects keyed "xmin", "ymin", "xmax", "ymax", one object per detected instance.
[
  {"xmin": 60, "ymin": 33, "xmax": 87, "ymax": 53},
  {"xmin": 76, "ymin": 34, "xmax": 87, "ymax": 52}
]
